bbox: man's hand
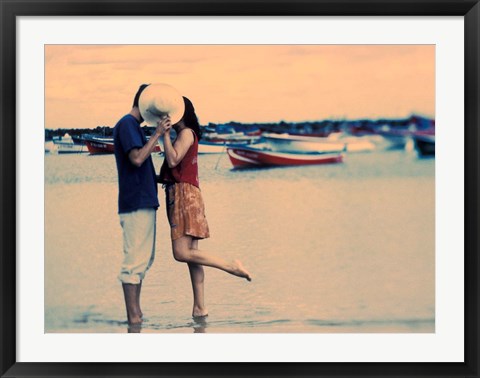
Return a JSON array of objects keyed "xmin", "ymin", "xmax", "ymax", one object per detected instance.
[
  {"xmin": 155, "ymin": 116, "xmax": 172, "ymax": 137},
  {"xmin": 128, "ymin": 117, "xmax": 168, "ymax": 167}
]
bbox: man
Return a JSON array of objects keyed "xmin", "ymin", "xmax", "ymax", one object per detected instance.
[{"xmin": 113, "ymin": 84, "xmax": 170, "ymax": 325}]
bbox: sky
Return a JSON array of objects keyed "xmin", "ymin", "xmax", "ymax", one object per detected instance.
[{"xmin": 45, "ymin": 45, "xmax": 435, "ymax": 129}]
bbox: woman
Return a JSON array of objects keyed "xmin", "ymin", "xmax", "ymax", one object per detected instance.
[{"xmin": 158, "ymin": 96, "xmax": 251, "ymax": 318}]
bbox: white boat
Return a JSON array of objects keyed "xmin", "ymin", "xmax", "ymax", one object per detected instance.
[
  {"xmin": 263, "ymin": 133, "xmax": 345, "ymax": 154},
  {"xmin": 45, "ymin": 140, "xmax": 57, "ymax": 153},
  {"xmin": 198, "ymin": 141, "xmax": 228, "ymax": 154},
  {"xmin": 339, "ymin": 136, "xmax": 376, "ymax": 152},
  {"xmin": 203, "ymin": 125, "xmax": 261, "ymax": 145},
  {"xmin": 325, "ymin": 132, "xmax": 376, "ymax": 153},
  {"xmin": 204, "ymin": 131, "xmax": 245, "ymax": 141},
  {"xmin": 375, "ymin": 125, "xmax": 414, "ymax": 150},
  {"xmin": 198, "ymin": 140, "xmax": 257, "ymax": 154},
  {"xmin": 52, "ymin": 133, "xmax": 87, "ymax": 154}
]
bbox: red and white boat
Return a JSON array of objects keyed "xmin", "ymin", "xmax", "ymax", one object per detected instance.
[
  {"xmin": 226, "ymin": 144, "xmax": 343, "ymax": 169},
  {"xmin": 85, "ymin": 136, "xmax": 161, "ymax": 155},
  {"xmin": 85, "ymin": 137, "xmax": 115, "ymax": 154}
]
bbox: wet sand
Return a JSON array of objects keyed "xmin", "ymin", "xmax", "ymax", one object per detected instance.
[{"xmin": 45, "ymin": 150, "xmax": 435, "ymax": 333}]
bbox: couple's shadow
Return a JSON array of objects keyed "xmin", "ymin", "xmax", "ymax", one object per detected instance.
[{"xmin": 127, "ymin": 315, "xmax": 208, "ymax": 333}]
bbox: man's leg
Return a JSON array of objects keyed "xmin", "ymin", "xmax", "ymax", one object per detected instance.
[
  {"xmin": 136, "ymin": 281, "xmax": 143, "ymax": 318},
  {"xmin": 119, "ymin": 209, "xmax": 156, "ymax": 325},
  {"xmin": 122, "ymin": 283, "xmax": 142, "ymax": 325}
]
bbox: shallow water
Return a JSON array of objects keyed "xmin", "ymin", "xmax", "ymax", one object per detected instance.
[{"xmin": 45, "ymin": 147, "xmax": 435, "ymax": 333}]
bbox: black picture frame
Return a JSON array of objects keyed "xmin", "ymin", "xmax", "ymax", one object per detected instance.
[{"xmin": 1, "ymin": 1, "xmax": 478, "ymax": 377}]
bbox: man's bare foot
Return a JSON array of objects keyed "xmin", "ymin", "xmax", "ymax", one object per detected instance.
[
  {"xmin": 128, "ymin": 315, "xmax": 143, "ymax": 326},
  {"xmin": 232, "ymin": 259, "xmax": 252, "ymax": 281},
  {"xmin": 128, "ymin": 323, "xmax": 142, "ymax": 333}
]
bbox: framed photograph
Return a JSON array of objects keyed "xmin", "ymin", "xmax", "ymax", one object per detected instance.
[{"xmin": 1, "ymin": 0, "xmax": 478, "ymax": 377}]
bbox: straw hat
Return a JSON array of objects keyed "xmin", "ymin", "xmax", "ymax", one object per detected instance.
[{"xmin": 139, "ymin": 83, "xmax": 185, "ymax": 125}]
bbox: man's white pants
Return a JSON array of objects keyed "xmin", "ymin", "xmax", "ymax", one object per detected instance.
[{"xmin": 118, "ymin": 208, "xmax": 156, "ymax": 284}]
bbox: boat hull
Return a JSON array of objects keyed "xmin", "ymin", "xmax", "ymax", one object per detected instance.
[
  {"xmin": 53, "ymin": 142, "xmax": 87, "ymax": 154},
  {"xmin": 376, "ymin": 131, "xmax": 409, "ymax": 150},
  {"xmin": 227, "ymin": 145, "xmax": 343, "ymax": 169},
  {"xmin": 413, "ymin": 135, "xmax": 435, "ymax": 156},
  {"xmin": 263, "ymin": 133, "xmax": 345, "ymax": 153},
  {"xmin": 85, "ymin": 139, "xmax": 161, "ymax": 154},
  {"xmin": 86, "ymin": 140, "xmax": 115, "ymax": 154}
]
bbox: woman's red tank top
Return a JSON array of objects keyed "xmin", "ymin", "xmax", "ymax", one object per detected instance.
[{"xmin": 159, "ymin": 129, "xmax": 199, "ymax": 188}]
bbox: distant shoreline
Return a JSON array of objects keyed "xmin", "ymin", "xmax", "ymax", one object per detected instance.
[{"xmin": 45, "ymin": 114, "xmax": 434, "ymax": 141}]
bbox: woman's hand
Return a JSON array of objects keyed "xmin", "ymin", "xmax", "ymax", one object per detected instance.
[{"xmin": 155, "ymin": 116, "xmax": 172, "ymax": 137}]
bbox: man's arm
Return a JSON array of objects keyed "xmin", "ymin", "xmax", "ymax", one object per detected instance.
[{"xmin": 128, "ymin": 117, "xmax": 171, "ymax": 167}]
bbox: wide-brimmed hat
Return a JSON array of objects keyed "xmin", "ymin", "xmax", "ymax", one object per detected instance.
[{"xmin": 139, "ymin": 83, "xmax": 185, "ymax": 125}]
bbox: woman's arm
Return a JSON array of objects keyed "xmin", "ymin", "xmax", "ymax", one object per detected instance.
[
  {"xmin": 163, "ymin": 128, "xmax": 194, "ymax": 168},
  {"xmin": 128, "ymin": 117, "xmax": 170, "ymax": 167}
]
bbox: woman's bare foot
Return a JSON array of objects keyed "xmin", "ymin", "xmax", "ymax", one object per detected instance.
[
  {"xmin": 192, "ymin": 305, "xmax": 208, "ymax": 318},
  {"xmin": 232, "ymin": 259, "xmax": 252, "ymax": 281}
]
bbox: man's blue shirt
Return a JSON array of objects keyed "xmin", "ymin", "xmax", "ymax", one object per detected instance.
[{"xmin": 114, "ymin": 114, "xmax": 159, "ymax": 214}]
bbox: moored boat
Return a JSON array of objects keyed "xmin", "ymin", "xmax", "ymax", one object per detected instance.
[
  {"xmin": 85, "ymin": 136, "xmax": 162, "ymax": 155},
  {"xmin": 376, "ymin": 131, "xmax": 408, "ymax": 150},
  {"xmin": 52, "ymin": 133, "xmax": 87, "ymax": 154},
  {"xmin": 203, "ymin": 132, "xmax": 260, "ymax": 145},
  {"xmin": 198, "ymin": 140, "xmax": 257, "ymax": 154},
  {"xmin": 85, "ymin": 137, "xmax": 115, "ymax": 154},
  {"xmin": 226, "ymin": 144, "xmax": 343, "ymax": 169},
  {"xmin": 198, "ymin": 140, "xmax": 228, "ymax": 154},
  {"xmin": 342, "ymin": 137, "xmax": 376, "ymax": 152},
  {"xmin": 45, "ymin": 140, "xmax": 56, "ymax": 153},
  {"xmin": 327, "ymin": 133, "xmax": 376, "ymax": 153},
  {"xmin": 375, "ymin": 125, "xmax": 414, "ymax": 150},
  {"xmin": 412, "ymin": 134, "xmax": 435, "ymax": 157},
  {"xmin": 262, "ymin": 133, "xmax": 345, "ymax": 154},
  {"xmin": 203, "ymin": 125, "xmax": 261, "ymax": 145}
]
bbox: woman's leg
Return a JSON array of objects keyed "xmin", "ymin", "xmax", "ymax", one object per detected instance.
[
  {"xmin": 187, "ymin": 239, "xmax": 208, "ymax": 317},
  {"xmin": 173, "ymin": 236, "xmax": 252, "ymax": 281}
]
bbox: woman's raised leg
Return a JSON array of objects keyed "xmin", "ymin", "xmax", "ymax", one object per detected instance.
[{"xmin": 173, "ymin": 236, "xmax": 251, "ymax": 281}]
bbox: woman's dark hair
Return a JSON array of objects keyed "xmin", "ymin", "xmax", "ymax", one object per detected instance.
[
  {"xmin": 181, "ymin": 96, "xmax": 202, "ymax": 140},
  {"xmin": 132, "ymin": 83, "xmax": 150, "ymax": 108}
]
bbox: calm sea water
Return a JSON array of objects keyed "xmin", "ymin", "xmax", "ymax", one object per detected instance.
[{"xmin": 45, "ymin": 147, "xmax": 435, "ymax": 333}]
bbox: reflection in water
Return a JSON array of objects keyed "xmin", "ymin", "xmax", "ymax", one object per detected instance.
[
  {"xmin": 126, "ymin": 315, "xmax": 207, "ymax": 333},
  {"xmin": 192, "ymin": 315, "xmax": 208, "ymax": 333},
  {"xmin": 128, "ymin": 324, "xmax": 142, "ymax": 333}
]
